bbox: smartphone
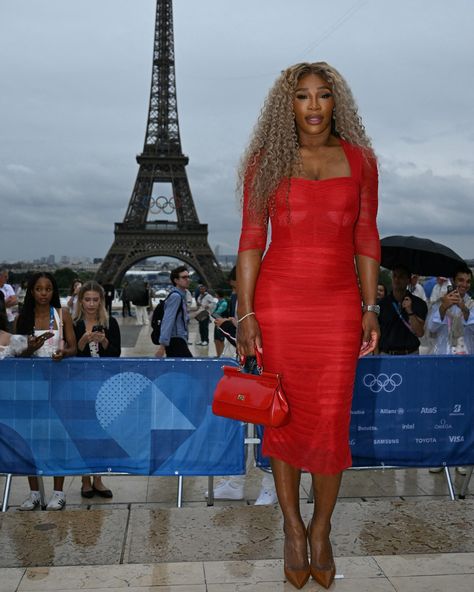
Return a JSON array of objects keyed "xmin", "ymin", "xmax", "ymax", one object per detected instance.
[
  {"xmin": 92, "ymin": 325, "xmax": 105, "ymax": 333},
  {"xmin": 39, "ymin": 331, "xmax": 54, "ymax": 341},
  {"xmin": 447, "ymin": 285, "xmax": 456, "ymax": 294}
]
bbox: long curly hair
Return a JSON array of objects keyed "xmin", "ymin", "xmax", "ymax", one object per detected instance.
[
  {"xmin": 238, "ymin": 62, "xmax": 373, "ymax": 218},
  {"xmin": 15, "ymin": 272, "xmax": 61, "ymax": 335}
]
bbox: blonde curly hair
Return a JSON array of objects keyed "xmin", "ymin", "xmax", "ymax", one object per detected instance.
[{"xmin": 238, "ymin": 62, "xmax": 373, "ymax": 218}]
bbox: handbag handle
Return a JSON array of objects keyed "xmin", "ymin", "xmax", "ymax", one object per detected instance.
[{"xmin": 239, "ymin": 348, "xmax": 264, "ymax": 374}]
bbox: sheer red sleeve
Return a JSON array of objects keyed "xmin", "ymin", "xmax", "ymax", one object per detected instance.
[
  {"xmin": 354, "ymin": 150, "xmax": 381, "ymax": 261},
  {"xmin": 237, "ymin": 180, "xmax": 269, "ymax": 253}
]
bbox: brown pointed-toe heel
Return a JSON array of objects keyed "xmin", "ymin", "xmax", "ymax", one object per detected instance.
[
  {"xmin": 284, "ymin": 566, "xmax": 310, "ymax": 589},
  {"xmin": 310, "ymin": 562, "xmax": 336, "ymax": 589},
  {"xmin": 283, "ymin": 525, "xmax": 310, "ymax": 589},
  {"xmin": 307, "ymin": 520, "xmax": 336, "ymax": 588}
]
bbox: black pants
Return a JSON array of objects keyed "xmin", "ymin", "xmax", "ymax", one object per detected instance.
[
  {"xmin": 165, "ymin": 337, "xmax": 193, "ymax": 358},
  {"xmin": 198, "ymin": 318, "xmax": 209, "ymax": 342},
  {"xmin": 122, "ymin": 300, "xmax": 131, "ymax": 316}
]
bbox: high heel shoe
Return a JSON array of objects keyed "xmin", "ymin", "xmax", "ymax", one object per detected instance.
[
  {"xmin": 283, "ymin": 528, "xmax": 310, "ymax": 589},
  {"xmin": 310, "ymin": 562, "xmax": 336, "ymax": 589},
  {"xmin": 284, "ymin": 566, "xmax": 310, "ymax": 589},
  {"xmin": 307, "ymin": 520, "xmax": 336, "ymax": 589}
]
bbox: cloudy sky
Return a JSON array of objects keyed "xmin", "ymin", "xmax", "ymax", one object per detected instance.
[{"xmin": 1, "ymin": 0, "xmax": 473, "ymax": 264}]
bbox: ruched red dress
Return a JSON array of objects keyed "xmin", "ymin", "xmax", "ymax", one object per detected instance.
[{"xmin": 238, "ymin": 140, "xmax": 380, "ymax": 474}]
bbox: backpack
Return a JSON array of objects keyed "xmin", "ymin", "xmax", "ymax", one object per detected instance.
[{"xmin": 150, "ymin": 291, "xmax": 184, "ymax": 345}]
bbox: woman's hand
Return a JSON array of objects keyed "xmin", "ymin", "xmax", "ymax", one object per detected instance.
[
  {"xmin": 51, "ymin": 349, "xmax": 65, "ymax": 362},
  {"xmin": 91, "ymin": 330, "xmax": 106, "ymax": 344},
  {"xmin": 25, "ymin": 334, "xmax": 48, "ymax": 355},
  {"xmin": 236, "ymin": 315, "xmax": 263, "ymax": 357},
  {"xmin": 359, "ymin": 311, "xmax": 380, "ymax": 357}
]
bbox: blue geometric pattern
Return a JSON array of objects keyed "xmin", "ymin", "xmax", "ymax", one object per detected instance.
[{"xmin": 0, "ymin": 357, "xmax": 245, "ymax": 476}]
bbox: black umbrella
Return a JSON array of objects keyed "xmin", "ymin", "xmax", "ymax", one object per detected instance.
[{"xmin": 380, "ymin": 235, "xmax": 466, "ymax": 277}]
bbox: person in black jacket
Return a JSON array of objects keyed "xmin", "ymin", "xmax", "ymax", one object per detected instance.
[
  {"xmin": 74, "ymin": 281, "xmax": 121, "ymax": 358},
  {"xmin": 73, "ymin": 281, "xmax": 121, "ymax": 499},
  {"xmin": 0, "ymin": 290, "xmax": 8, "ymax": 332}
]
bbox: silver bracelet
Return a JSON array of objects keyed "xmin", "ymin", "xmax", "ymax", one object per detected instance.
[{"xmin": 237, "ymin": 311, "xmax": 255, "ymax": 323}]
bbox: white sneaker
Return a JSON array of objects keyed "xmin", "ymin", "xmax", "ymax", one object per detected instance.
[
  {"xmin": 254, "ymin": 487, "xmax": 278, "ymax": 505},
  {"xmin": 205, "ymin": 480, "xmax": 244, "ymax": 500},
  {"xmin": 456, "ymin": 467, "xmax": 467, "ymax": 476},
  {"xmin": 46, "ymin": 491, "xmax": 66, "ymax": 511},
  {"xmin": 19, "ymin": 491, "xmax": 41, "ymax": 511},
  {"xmin": 429, "ymin": 467, "xmax": 444, "ymax": 473}
]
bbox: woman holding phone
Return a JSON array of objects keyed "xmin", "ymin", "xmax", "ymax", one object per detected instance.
[
  {"xmin": 15, "ymin": 272, "xmax": 76, "ymax": 510},
  {"xmin": 74, "ymin": 281, "xmax": 121, "ymax": 499}
]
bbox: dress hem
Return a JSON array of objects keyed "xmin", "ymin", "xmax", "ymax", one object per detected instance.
[{"xmin": 263, "ymin": 449, "xmax": 352, "ymax": 475}]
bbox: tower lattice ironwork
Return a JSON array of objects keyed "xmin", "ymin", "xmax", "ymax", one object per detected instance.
[{"xmin": 96, "ymin": 0, "xmax": 223, "ymax": 287}]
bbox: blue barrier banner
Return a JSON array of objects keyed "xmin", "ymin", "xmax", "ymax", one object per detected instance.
[
  {"xmin": 0, "ymin": 357, "xmax": 245, "ymax": 477},
  {"xmin": 256, "ymin": 355, "xmax": 474, "ymax": 469}
]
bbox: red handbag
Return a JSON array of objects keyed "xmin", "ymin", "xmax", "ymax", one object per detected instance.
[{"xmin": 212, "ymin": 351, "xmax": 290, "ymax": 427}]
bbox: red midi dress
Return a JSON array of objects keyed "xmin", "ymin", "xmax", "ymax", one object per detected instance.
[{"xmin": 238, "ymin": 140, "xmax": 380, "ymax": 474}]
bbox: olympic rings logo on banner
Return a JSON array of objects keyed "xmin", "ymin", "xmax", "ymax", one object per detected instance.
[
  {"xmin": 149, "ymin": 196, "xmax": 176, "ymax": 215},
  {"xmin": 362, "ymin": 373, "xmax": 403, "ymax": 393}
]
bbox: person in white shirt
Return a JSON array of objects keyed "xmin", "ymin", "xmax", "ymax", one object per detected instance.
[
  {"xmin": 427, "ymin": 267, "xmax": 474, "ymax": 355},
  {"xmin": 0, "ymin": 269, "xmax": 18, "ymax": 330},
  {"xmin": 427, "ymin": 266, "xmax": 473, "ymax": 476},
  {"xmin": 429, "ymin": 277, "xmax": 450, "ymax": 305},
  {"xmin": 408, "ymin": 274, "xmax": 427, "ymax": 302},
  {"xmin": 195, "ymin": 285, "xmax": 215, "ymax": 346}
]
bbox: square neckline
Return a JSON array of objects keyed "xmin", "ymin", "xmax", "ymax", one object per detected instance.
[{"xmin": 290, "ymin": 138, "xmax": 354, "ymax": 183}]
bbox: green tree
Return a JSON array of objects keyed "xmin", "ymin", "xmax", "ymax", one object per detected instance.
[{"xmin": 54, "ymin": 268, "xmax": 79, "ymax": 294}]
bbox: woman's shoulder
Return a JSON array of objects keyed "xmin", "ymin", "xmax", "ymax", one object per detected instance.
[
  {"xmin": 108, "ymin": 316, "xmax": 120, "ymax": 329},
  {"xmin": 340, "ymin": 138, "xmax": 376, "ymax": 162}
]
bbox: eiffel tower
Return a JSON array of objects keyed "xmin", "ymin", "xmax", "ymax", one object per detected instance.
[{"xmin": 96, "ymin": 0, "xmax": 223, "ymax": 287}]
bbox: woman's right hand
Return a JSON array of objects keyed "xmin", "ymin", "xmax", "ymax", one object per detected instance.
[{"xmin": 236, "ymin": 315, "xmax": 263, "ymax": 357}]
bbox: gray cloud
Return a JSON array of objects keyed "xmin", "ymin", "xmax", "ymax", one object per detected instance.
[{"xmin": 1, "ymin": 0, "xmax": 473, "ymax": 263}]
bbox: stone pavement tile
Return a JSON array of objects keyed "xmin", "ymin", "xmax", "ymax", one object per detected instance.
[
  {"xmin": 207, "ymin": 580, "xmax": 396, "ymax": 592},
  {"xmin": 0, "ymin": 568, "xmax": 25, "ymax": 592},
  {"xmin": 204, "ymin": 559, "xmax": 283, "ymax": 584},
  {"xmin": 0, "ymin": 509, "xmax": 128, "ymax": 568},
  {"xmin": 374, "ymin": 552, "xmax": 474, "ymax": 576},
  {"xmin": 204, "ymin": 556, "xmax": 384, "ymax": 585},
  {"xmin": 333, "ymin": 499, "xmax": 474, "ymax": 556},
  {"xmin": 19, "ymin": 563, "xmax": 205, "ymax": 590},
  {"xmin": 122, "ymin": 500, "xmax": 474, "ymax": 564},
  {"xmin": 388, "ymin": 574, "xmax": 474, "ymax": 592},
  {"xmin": 124, "ymin": 505, "xmax": 288, "ymax": 564},
  {"xmin": 20, "ymin": 588, "xmax": 206, "ymax": 592}
]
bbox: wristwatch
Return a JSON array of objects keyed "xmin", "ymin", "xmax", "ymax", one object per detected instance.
[{"xmin": 363, "ymin": 304, "xmax": 380, "ymax": 315}]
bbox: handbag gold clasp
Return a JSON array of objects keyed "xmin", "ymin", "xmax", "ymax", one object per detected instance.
[{"xmin": 237, "ymin": 393, "xmax": 245, "ymax": 401}]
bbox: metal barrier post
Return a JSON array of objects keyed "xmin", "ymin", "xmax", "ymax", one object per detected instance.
[
  {"xmin": 1, "ymin": 474, "xmax": 13, "ymax": 512},
  {"xmin": 177, "ymin": 475, "xmax": 184, "ymax": 508}
]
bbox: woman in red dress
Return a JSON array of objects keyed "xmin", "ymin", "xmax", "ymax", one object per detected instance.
[{"xmin": 237, "ymin": 62, "xmax": 380, "ymax": 589}]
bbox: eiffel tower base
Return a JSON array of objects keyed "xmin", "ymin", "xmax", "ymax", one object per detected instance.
[{"xmin": 95, "ymin": 223, "xmax": 224, "ymax": 289}]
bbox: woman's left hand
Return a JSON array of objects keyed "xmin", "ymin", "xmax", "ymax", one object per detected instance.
[
  {"xmin": 51, "ymin": 349, "xmax": 64, "ymax": 362},
  {"xmin": 359, "ymin": 311, "xmax": 380, "ymax": 357}
]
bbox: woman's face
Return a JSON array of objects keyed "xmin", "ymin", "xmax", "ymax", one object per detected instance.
[
  {"xmin": 33, "ymin": 277, "xmax": 54, "ymax": 306},
  {"xmin": 81, "ymin": 291, "xmax": 101, "ymax": 316},
  {"xmin": 292, "ymin": 73, "xmax": 335, "ymax": 139}
]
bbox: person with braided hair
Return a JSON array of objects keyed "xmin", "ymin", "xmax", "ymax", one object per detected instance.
[{"xmin": 237, "ymin": 62, "xmax": 380, "ymax": 589}]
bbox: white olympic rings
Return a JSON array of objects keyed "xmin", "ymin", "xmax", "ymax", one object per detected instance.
[{"xmin": 363, "ymin": 373, "xmax": 403, "ymax": 393}]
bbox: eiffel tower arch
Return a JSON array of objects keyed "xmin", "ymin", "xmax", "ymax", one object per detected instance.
[{"xmin": 96, "ymin": 0, "xmax": 223, "ymax": 288}]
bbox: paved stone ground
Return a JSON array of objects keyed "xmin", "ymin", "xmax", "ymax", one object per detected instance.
[{"xmin": 1, "ymin": 313, "xmax": 473, "ymax": 590}]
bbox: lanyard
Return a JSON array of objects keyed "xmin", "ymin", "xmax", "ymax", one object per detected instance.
[
  {"xmin": 391, "ymin": 301, "xmax": 415, "ymax": 334},
  {"xmin": 49, "ymin": 306, "xmax": 55, "ymax": 330}
]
